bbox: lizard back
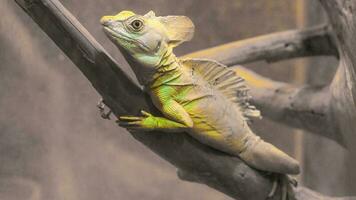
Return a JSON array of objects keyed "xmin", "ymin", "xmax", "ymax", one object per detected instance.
[{"xmin": 150, "ymin": 58, "xmax": 261, "ymax": 155}]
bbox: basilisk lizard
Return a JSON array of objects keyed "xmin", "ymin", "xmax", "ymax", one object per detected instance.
[{"xmin": 100, "ymin": 10, "xmax": 299, "ymax": 199}]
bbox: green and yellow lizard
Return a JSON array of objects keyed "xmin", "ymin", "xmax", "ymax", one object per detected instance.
[{"xmin": 100, "ymin": 10, "xmax": 299, "ymax": 199}]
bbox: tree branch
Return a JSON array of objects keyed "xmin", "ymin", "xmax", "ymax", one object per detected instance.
[
  {"xmin": 14, "ymin": 0, "xmax": 354, "ymax": 199},
  {"xmin": 184, "ymin": 24, "xmax": 338, "ymax": 66}
]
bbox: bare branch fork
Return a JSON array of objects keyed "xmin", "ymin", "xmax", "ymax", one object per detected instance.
[{"xmin": 14, "ymin": 0, "xmax": 355, "ymax": 199}]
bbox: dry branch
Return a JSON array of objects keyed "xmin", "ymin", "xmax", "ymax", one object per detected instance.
[
  {"xmin": 184, "ymin": 25, "xmax": 338, "ymax": 66},
  {"xmin": 14, "ymin": 0, "xmax": 355, "ymax": 199}
]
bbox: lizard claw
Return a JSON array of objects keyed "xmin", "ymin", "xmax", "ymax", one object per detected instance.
[
  {"xmin": 140, "ymin": 110, "xmax": 152, "ymax": 117},
  {"xmin": 267, "ymin": 174, "xmax": 297, "ymax": 200},
  {"xmin": 97, "ymin": 98, "xmax": 112, "ymax": 120}
]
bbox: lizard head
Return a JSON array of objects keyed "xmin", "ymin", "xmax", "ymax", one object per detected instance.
[{"xmin": 100, "ymin": 10, "xmax": 194, "ymax": 67}]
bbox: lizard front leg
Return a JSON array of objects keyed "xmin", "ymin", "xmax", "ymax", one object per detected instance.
[
  {"xmin": 118, "ymin": 99, "xmax": 193, "ymax": 132},
  {"xmin": 118, "ymin": 110, "xmax": 188, "ymax": 132}
]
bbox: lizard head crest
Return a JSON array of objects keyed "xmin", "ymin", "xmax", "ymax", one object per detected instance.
[{"xmin": 100, "ymin": 10, "xmax": 194, "ymax": 67}]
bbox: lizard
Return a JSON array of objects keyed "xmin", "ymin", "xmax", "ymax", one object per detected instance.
[{"xmin": 100, "ymin": 10, "xmax": 300, "ymax": 199}]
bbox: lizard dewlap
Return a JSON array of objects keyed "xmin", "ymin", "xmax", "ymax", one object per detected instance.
[{"xmin": 101, "ymin": 10, "xmax": 300, "ymax": 175}]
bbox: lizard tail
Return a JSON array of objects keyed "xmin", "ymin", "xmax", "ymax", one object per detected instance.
[{"xmin": 239, "ymin": 135, "xmax": 300, "ymax": 175}]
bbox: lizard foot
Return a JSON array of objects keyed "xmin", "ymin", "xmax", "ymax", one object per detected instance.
[
  {"xmin": 116, "ymin": 110, "xmax": 155, "ymax": 131},
  {"xmin": 97, "ymin": 98, "xmax": 112, "ymax": 120},
  {"xmin": 267, "ymin": 174, "xmax": 297, "ymax": 200}
]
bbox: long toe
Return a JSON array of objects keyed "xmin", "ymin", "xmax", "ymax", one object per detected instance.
[
  {"xmin": 266, "ymin": 174, "xmax": 296, "ymax": 200},
  {"xmin": 267, "ymin": 175, "xmax": 278, "ymax": 198}
]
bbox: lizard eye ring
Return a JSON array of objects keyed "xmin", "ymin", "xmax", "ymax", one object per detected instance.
[{"xmin": 130, "ymin": 19, "xmax": 144, "ymax": 31}]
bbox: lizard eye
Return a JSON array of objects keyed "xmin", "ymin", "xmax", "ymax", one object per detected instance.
[{"xmin": 130, "ymin": 19, "xmax": 144, "ymax": 31}]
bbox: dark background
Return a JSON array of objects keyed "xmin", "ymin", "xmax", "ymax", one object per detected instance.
[{"xmin": 0, "ymin": 0, "xmax": 349, "ymax": 199}]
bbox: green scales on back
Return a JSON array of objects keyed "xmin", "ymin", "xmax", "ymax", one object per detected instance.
[{"xmin": 100, "ymin": 10, "xmax": 300, "ymax": 176}]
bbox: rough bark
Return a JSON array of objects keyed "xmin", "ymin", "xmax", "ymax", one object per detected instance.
[{"xmin": 14, "ymin": 0, "xmax": 355, "ymax": 199}]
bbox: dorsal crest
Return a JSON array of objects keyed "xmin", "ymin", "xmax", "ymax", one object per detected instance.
[{"xmin": 181, "ymin": 58, "xmax": 261, "ymax": 120}]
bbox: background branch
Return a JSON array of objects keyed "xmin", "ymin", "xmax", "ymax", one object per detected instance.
[
  {"xmin": 14, "ymin": 0, "xmax": 354, "ymax": 199},
  {"xmin": 184, "ymin": 24, "xmax": 338, "ymax": 66}
]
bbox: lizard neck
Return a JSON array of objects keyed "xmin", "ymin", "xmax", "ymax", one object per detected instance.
[
  {"xmin": 156, "ymin": 47, "xmax": 179, "ymax": 72},
  {"xmin": 146, "ymin": 48, "xmax": 182, "ymax": 89}
]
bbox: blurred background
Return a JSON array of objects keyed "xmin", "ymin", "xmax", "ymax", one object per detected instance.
[{"xmin": 0, "ymin": 0, "xmax": 350, "ymax": 199}]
